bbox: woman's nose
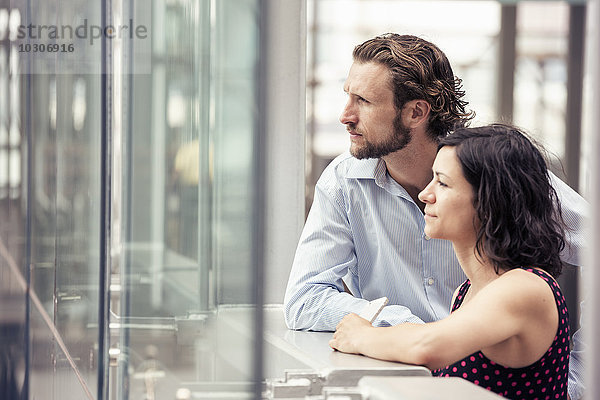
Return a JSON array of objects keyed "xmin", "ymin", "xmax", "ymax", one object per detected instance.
[{"xmin": 418, "ymin": 183, "xmax": 435, "ymax": 204}]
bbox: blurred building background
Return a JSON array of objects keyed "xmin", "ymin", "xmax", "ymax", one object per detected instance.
[{"xmin": 306, "ymin": 0, "xmax": 588, "ymax": 207}]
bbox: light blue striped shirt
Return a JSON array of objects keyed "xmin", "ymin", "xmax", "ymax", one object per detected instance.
[{"xmin": 284, "ymin": 152, "xmax": 588, "ymax": 399}]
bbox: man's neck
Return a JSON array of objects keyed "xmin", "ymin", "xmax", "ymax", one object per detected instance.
[{"xmin": 382, "ymin": 137, "xmax": 438, "ymax": 211}]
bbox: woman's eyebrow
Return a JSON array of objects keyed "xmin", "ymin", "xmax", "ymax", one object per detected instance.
[{"xmin": 433, "ymin": 170, "xmax": 449, "ymax": 178}]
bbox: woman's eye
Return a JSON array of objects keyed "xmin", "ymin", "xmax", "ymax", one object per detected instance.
[{"xmin": 437, "ymin": 180, "xmax": 447, "ymax": 187}]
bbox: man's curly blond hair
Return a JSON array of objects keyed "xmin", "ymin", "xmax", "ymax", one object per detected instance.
[{"xmin": 353, "ymin": 33, "xmax": 474, "ymax": 140}]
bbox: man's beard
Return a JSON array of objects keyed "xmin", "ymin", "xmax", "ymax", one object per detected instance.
[{"xmin": 350, "ymin": 115, "xmax": 412, "ymax": 160}]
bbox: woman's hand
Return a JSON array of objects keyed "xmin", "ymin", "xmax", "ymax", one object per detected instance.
[{"xmin": 329, "ymin": 313, "xmax": 374, "ymax": 354}]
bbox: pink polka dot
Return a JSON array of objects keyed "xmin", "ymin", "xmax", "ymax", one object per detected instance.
[
  {"xmin": 521, "ymin": 373, "xmax": 527, "ymax": 378},
  {"xmin": 452, "ymin": 367, "xmax": 457, "ymax": 372},
  {"xmin": 494, "ymin": 370, "xmax": 500, "ymax": 375},
  {"xmin": 484, "ymin": 375, "xmax": 490, "ymax": 381},
  {"xmin": 526, "ymin": 381, "xmax": 531, "ymax": 387},
  {"xmin": 463, "ymin": 373, "xmax": 468, "ymax": 378},
  {"xmin": 534, "ymin": 372, "xmax": 539, "ymax": 377},
  {"xmin": 517, "ymin": 391, "xmax": 522, "ymax": 395},
  {"xmin": 474, "ymin": 380, "xmax": 479, "ymax": 385},
  {"xmin": 529, "ymin": 389, "xmax": 534, "ymax": 394},
  {"xmin": 512, "ymin": 382, "xmax": 517, "ymax": 387},
  {"xmin": 472, "ymin": 368, "xmax": 477, "ymax": 374},
  {"xmin": 482, "ymin": 363, "xmax": 488, "ymax": 369},
  {"xmin": 542, "ymin": 388, "xmax": 546, "ymax": 393},
  {"xmin": 497, "ymin": 381, "xmax": 502, "ymax": 386},
  {"xmin": 470, "ymin": 356, "xmax": 475, "ymax": 362},
  {"xmin": 508, "ymin": 373, "xmax": 513, "ymax": 378}
]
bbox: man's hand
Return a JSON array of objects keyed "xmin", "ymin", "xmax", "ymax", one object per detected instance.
[{"xmin": 329, "ymin": 313, "xmax": 374, "ymax": 354}]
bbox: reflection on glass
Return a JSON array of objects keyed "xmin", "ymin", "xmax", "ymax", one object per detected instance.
[
  {"xmin": 2, "ymin": 0, "xmax": 105, "ymax": 399},
  {"xmin": 114, "ymin": 0, "xmax": 260, "ymax": 398}
]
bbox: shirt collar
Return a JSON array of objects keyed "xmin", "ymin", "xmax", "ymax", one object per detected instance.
[
  {"xmin": 346, "ymin": 156, "xmax": 414, "ymax": 202},
  {"xmin": 345, "ymin": 157, "xmax": 384, "ymax": 179}
]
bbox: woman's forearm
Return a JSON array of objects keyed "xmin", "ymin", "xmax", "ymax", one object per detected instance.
[{"xmin": 330, "ymin": 314, "xmax": 441, "ymax": 368}]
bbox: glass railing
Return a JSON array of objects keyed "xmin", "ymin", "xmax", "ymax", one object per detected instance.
[
  {"xmin": 3, "ymin": 0, "xmax": 263, "ymax": 398},
  {"xmin": 112, "ymin": 0, "xmax": 261, "ymax": 398}
]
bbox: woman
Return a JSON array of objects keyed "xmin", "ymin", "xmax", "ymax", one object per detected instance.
[{"xmin": 329, "ymin": 124, "xmax": 570, "ymax": 399}]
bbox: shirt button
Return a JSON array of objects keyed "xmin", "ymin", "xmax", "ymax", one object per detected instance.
[
  {"xmin": 427, "ymin": 278, "xmax": 435, "ymax": 286},
  {"xmin": 424, "ymin": 234, "xmax": 431, "ymax": 241}
]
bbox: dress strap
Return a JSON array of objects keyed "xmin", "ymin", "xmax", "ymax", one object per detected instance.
[{"xmin": 451, "ymin": 279, "xmax": 471, "ymax": 312}]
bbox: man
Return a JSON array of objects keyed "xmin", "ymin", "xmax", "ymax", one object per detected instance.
[{"xmin": 283, "ymin": 34, "xmax": 586, "ymax": 399}]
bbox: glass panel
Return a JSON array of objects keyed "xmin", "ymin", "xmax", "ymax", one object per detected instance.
[
  {"xmin": 0, "ymin": 1, "xmax": 27, "ymax": 398},
  {"xmin": 114, "ymin": 0, "xmax": 260, "ymax": 398},
  {"xmin": 14, "ymin": 0, "xmax": 103, "ymax": 398}
]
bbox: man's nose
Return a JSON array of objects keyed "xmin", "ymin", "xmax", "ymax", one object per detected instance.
[{"xmin": 339, "ymin": 100, "xmax": 357, "ymax": 125}]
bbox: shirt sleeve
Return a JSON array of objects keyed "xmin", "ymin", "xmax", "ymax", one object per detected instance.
[
  {"xmin": 549, "ymin": 173, "xmax": 589, "ymax": 399},
  {"xmin": 568, "ymin": 327, "xmax": 586, "ymax": 400},
  {"xmin": 283, "ymin": 175, "xmax": 363, "ymax": 331},
  {"xmin": 283, "ymin": 167, "xmax": 425, "ymax": 331},
  {"xmin": 550, "ymin": 172, "xmax": 589, "ymax": 266}
]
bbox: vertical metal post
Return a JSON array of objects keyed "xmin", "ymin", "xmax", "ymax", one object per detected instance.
[
  {"xmin": 587, "ymin": 0, "xmax": 600, "ymax": 398},
  {"xmin": 98, "ymin": 0, "xmax": 112, "ymax": 398},
  {"xmin": 261, "ymin": 0, "xmax": 306, "ymax": 305},
  {"xmin": 564, "ymin": 4, "xmax": 586, "ymax": 192},
  {"xmin": 256, "ymin": 0, "xmax": 305, "ymax": 394},
  {"xmin": 558, "ymin": 3, "xmax": 587, "ymax": 340},
  {"xmin": 497, "ymin": 4, "xmax": 517, "ymax": 122},
  {"xmin": 254, "ymin": 1, "xmax": 268, "ymax": 397},
  {"xmin": 23, "ymin": 1, "xmax": 33, "ymax": 398}
]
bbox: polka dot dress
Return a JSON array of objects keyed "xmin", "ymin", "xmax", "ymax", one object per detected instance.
[{"xmin": 433, "ymin": 267, "xmax": 570, "ymax": 400}]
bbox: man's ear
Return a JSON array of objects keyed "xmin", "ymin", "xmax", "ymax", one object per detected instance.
[{"xmin": 403, "ymin": 99, "xmax": 431, "ymax": 128}]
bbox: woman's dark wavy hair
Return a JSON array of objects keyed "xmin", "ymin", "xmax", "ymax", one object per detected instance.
[
  {"xmin": 438, "ymin": 124, "xmax": 566, "ymax": 278},
  {"xmin": 353, "ymin": 33, "xmax": 474, "ymax": 140}
]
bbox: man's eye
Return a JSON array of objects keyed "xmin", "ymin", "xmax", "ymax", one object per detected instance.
[{"xmin": 357, "ymin": 97, "xmax": 367, "ymax": 104}]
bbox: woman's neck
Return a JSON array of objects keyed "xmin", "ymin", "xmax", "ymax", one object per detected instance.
[{"xmin": 452, "ymin": 242, "xmax": 502, "ymax": 297}]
